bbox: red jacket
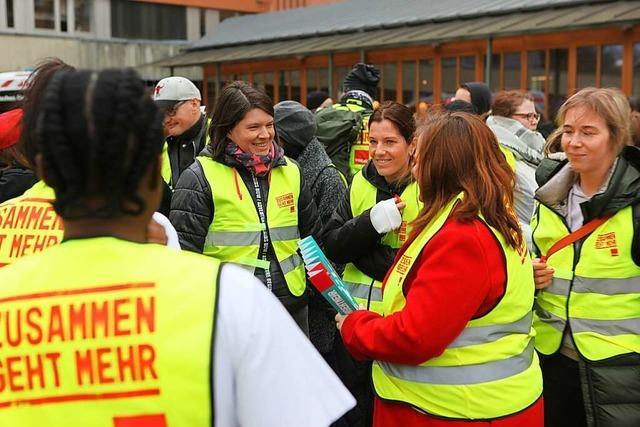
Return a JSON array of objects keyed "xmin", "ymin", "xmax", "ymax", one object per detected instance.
[{"xmin": 340, "ymin": 216, "xmax": 543, "ymax": 426}]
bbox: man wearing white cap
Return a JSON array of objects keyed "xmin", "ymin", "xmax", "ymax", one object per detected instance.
[{"xmin": 153, "ymin": 76, "xmax": 208, "ymax": 189}]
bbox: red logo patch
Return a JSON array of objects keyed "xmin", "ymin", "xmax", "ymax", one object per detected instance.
[{"xmin": 154, "ymin": 84, "xmax": 163, "ymax": 96}]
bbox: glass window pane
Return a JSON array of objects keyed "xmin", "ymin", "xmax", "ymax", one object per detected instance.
[
  {"xmin": 239, "ymin": 73, "xmax": 249, "ymax": 83},
  {"xmin": 206, "ymin": 77, "xmax": 216, "ymax": 114},
  {"xmin": 60, "ymin": 0, "xmax": 68, "ymax": 32},
  {"xmin": 549, "ymin": 48, "xmax": 568, "ymax": 121},
  {"xmin": 402, "ymin": 61, "xmax": 416, "ymax": 105},
  {"xmin": 503, "ymin": 52, "xmax": 521, "ymax": 90},
  {"xmin": 291, "ymin": 70, "xmax": 301, "ymax": 102},
  {"xmin": 418, "ymin": 59, "xmax": 433, "ymax": 103},
  {"xmin": 601, "ymin": 44, "xmax": 623, "ymax": 89},
  {"xmin": 6, "ymin": 0, "xmax": 14, "ymax": 28},
  {"xmin": 527, "ymin": 50, "xmax": 547, "ymax": 118},
  {"xmin": 460, "ymin": 56, "xmax": 475, "ymax": 85},
  {"xmin": 633, "ymin": 44, "xmax": 640, "ymax": 96},
  {"xmin": 383, "ymin": 63, "xmax": 397, "ymax": 101},
  {"xmin": 318, "ymin": 67, "xmax": 329, "ymax": 94},
  {"xmin": 490, "ymin": 53, "xmax": 500, "ymax": 91},
  {"xmin": 74, "ymin": 0, "xmax": 92, "ymax": 32},
  {"xmin": 111, "ymin": 0, "xmax": 186, "ymax": 40},
  {"xmin": 441, "ymin": 57, "xmax": 456, "ymax": 102},
  {"xmin": 577, "ymin": 46, "xmax": 597, "ymax": 89},
  {"xmin": 34, "ymin": 0, "xmax": 55, "ymax": 29},
  {"xmin": 306, "ymin": 69, "xmax": 318, "ymax": 95},
  {"xmin": 279, "ymin": 71, "xmax": 289, "ymax": 102},
  {"xmin": 334, "ymin": 66, "xmax": 349, "ymax": 98},
  {"xmin": 263, "ymin": 72, "xmax": 274, "ymax": 101}
]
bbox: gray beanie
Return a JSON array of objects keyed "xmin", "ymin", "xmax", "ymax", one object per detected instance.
[{"xmin": 274, "ymin": 100, "xmax": 317, "ymax": 148}]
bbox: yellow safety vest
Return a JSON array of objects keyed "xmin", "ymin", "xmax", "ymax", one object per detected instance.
[
  {"xmin": 161, "ymin": 118, "xmax": 211, "ymax": 189},
  {"xmin": 499, "ymin": 145, "xmax": 517, "ymax": 170},
  {"xmin": 333, "ymin": 103, "xmax": 371, "ymax": 177},
  {"xmin": 198, "ymin": 157, "xmax": 306, "ymax": 297},
  {"xmin": 0, "ymin": 237, "xmax": 218, "ymax": 426},
  {"xmin": 342, "ymin": 170, "xmax": 422, "ymax": 313},
  {"xmin": 0, "ymin": 181, "xmax": 62, "ymax": 268},
  {"xmin": 372, "ymin": 194, "xmax": 542, "ymax": 419},
  {"xmin": 532, "ymin": 204, "xmax": 640, "ymax": 360}
]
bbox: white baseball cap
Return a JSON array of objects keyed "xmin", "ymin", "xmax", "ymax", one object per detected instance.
[{"xmin": 153, "ymin": 76, "xmax": 201, "ymax": 110}]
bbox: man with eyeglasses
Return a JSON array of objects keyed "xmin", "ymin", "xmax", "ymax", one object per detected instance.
[{"xmin": 154, "ymin": 76, "xmax": 209, "ymax": 189}]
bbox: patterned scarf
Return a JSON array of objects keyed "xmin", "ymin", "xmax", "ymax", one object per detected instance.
[{"xmin": 224, "ymin": 140, "xmax": 283, "ymax": 177}]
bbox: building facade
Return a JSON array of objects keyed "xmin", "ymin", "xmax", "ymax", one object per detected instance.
[
  {"xmin": 0, "ymin": 0, "xmax": 333, "ymax": 80},
  {"xmin": 157, "ymin": 0, "xmax": 640, "ymax": 119}
]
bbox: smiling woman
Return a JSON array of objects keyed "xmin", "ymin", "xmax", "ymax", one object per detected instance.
[
  {"xmin": 531, "ymin": 87, "xmax": 640, "ymax": 427},
  {"xmin": 169, "ymin": 81, "xmax": 322, "ymax": 333}
]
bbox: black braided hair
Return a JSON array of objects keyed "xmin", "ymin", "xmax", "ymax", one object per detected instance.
[{"xmin": 34, "ymin": 68, "xmax": 163, "ymax": 219}]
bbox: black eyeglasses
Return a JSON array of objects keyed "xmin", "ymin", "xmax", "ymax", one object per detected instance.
[
  {"xmin": 165, "ymin": 100, "xmax": 188, "ymax": 117},
  {"xmin": 512, "ymin": 112, "xmax": 541, "ymax": 121}
]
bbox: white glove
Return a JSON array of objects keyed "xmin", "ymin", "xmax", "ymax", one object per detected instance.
[{"xmin": 370, "ymin": 198, "xmax": 402, "ymax": 234}]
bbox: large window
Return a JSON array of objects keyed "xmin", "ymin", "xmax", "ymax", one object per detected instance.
[
  {"xmin": 441, "ymin": 57, "xmax": 457, "ymax": 101},
  {"xmin": 74, "ymin": 0, "xmax": 91, "ymax": 32},
  {"xmin": 548, "ymin": 48, "xmax": 568, "ymax": 120},
  {"xmin": 34, "ymin": 0, "xmax": 55, "ymax": 29},
  {"xmin": 418, "ymin": 59, "xmax": 433, "ymax": 103},
  {"xmin": 333, "ymin": 66, "xmax": 349, "ymax": 98},
  {"xmin": 577, "ymin": 46, "xmax": 597, "ymax": 89},
  {"xmin": 460, "ymin": 56, "xmax": 475, "ymax": 85},
  {"xmin": 291, "ymin": 70, "xmax": 301, "ymax": 103},
  {"xmin": 402, "ymin": 61, "xmax": 416, "ymax": 105},
  {"xmin": 503, "ymin": 52, "xmax": 521, "ymax": 90},
  {"xmin": 382, "ymin": 63, "xmax": 397, "ymax": 101},
  {"xmin": 601, "ymin": 45, "xmax": 623, "ymax": 89},
  {"xmin": 253, "ymin": 72, "xmax": 275, "ymax": 101},
  {"xmin": 6, "ymin": 0, "xmax": 14, "ymax": 28},
  {"xmin": 527, "ymin": 51, "xmax": 547, "ymax": 117},
  {"xmin": 111, "ymin": 0, "xmax": 186, "ymax": 40}
]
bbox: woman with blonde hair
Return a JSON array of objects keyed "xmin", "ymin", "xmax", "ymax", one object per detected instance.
[
  {"xmin": 532, "ymin": 87, "xmax": 640, "ymax": 426},
  {"xmin": 336, "ymin": 111, "xmax": 543, "ymax": 426}
]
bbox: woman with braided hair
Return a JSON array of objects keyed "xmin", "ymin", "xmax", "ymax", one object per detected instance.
[
  {"xmin": 0, "ymin": 59, "xmax": 178, "ymax": 268},
  {"xmin": 0, "ymin": 68, "xmax": 355, "ymax": 426}
]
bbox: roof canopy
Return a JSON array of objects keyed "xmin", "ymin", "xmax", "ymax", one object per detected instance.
[{"xmin": 155, "ymin": 0, "xmax": 640, "ymax": 67}]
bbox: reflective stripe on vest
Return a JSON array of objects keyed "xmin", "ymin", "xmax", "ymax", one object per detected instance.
[
  {"xmin": 0, "ymin": 237, "xmax": 218, "ymax": 426},
  {"xmin": 532, "ymin": 204, "xmax": 640, "ymax": 360},
  {"xmin": 372, "ymin": 193, "xmax": 542, "ymax": 419},
  {"xmin": 198, "ymin": 157, "xmax": 306, "ymax": 297},
  {"xmin": 0, "ymin": 181, "xmax": 62, "ymax": 268},
  {"xmin": 341, "ymin": 170, "xmax": 422, "ymax": 314}
]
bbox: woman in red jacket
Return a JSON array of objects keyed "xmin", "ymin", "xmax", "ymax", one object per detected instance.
[{"xmin": 336, "ymin": 111, "xmax": 544, "ymax": 426}]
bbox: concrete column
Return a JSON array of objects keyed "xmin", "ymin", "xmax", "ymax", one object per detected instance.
[
  {"xmin": 93, "ymin": 0, "xmax": 110, "ymax": 39},
  {"xmin": 186, "ymin": 7, "xmax": 199, "ymax": 42},
  {"xmin": 204, "ymin": 9, "xmax": 220, "ymax": 37}
]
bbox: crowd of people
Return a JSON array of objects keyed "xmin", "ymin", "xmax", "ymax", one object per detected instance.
[{"xmin": 0, "ymin": 58, "xmax": 639, "ymax": 427}]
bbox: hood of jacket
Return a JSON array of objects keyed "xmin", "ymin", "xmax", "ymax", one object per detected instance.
[
  {"xmin": 535, "ymin": 146, "xmax": 640, "ymax": 221},
  {"xmin": 463, "ymin": 82, "xmax": 491, "ymax": 115},
  {"xmin": 486, "ymin": 115, "xmax": 545, "ymax": 167}
]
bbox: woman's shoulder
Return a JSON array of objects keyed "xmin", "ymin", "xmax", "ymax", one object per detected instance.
[{"xmin": 429, "ymin": 216, "xmax": 502, "ymax": 255}]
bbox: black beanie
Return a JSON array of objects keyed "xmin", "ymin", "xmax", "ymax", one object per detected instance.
[
  {"xmin": 307, "ymin": 91, "xmax": 330, "ymax": 111},
  {"xmin": 343, "ymin": 63, "xmax": 380, "ymax": 99}
]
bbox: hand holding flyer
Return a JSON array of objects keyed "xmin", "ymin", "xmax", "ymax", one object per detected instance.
[{"xmin": 298, "ymin": 236, "xmax": 358, "ymax": 314}]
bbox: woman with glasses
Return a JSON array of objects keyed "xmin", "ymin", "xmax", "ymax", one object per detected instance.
[{"xmin": 486, "ymin": 90, "xmax": 546, "ymax": 249}]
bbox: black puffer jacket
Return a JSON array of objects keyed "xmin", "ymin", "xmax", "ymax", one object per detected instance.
[
  {"xmin": 164, "ymin": 114, "xmax": 208, "ymax": 189},
  {"xmin": 169, "ymin": 144, "xmax": 322, "ymax": 311},
  {"xmin": 0, "ymin": 166, "xmax": 37, "ymax": 203},
  {"xmin": 322, "ymin": 160, "xmax": 411, "ymax": 281}
]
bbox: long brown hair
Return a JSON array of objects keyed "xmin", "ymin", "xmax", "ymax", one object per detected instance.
[{"xmin": 412, "ymin": 111, "xmax": 523, "ymax": 249}]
